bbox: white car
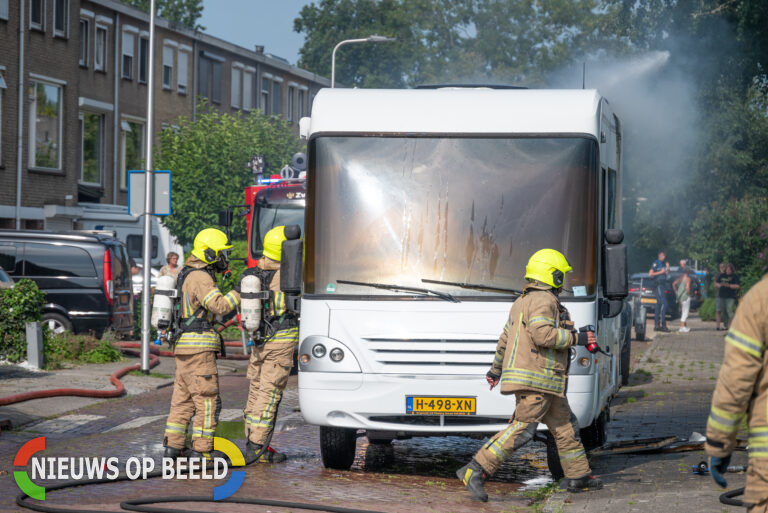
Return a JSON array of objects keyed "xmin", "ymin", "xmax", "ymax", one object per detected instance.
[{"xmin": 131, "ymin": 264, "xmax": 159, "ymax": 298}]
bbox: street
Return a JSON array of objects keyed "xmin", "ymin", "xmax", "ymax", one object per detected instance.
[{"xmin": 0, "ymin": 315, "xmax": 745, "ymax": 513}]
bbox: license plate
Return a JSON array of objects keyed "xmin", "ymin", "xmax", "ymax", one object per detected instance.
[
  {"xmin": 641, "ymin": 298, "xmax": 656, "ymax": 304},
  {"xmin": 406, "ymin": 396, "xmax": 476, "ymax": 415}
]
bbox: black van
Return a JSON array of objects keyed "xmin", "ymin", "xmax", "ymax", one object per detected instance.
[{"xmin": 0, "ymin": 230, "xmax": 134, "ymax": 338}]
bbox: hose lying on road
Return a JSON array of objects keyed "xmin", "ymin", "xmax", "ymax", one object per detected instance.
[
  {"xmin": 112, "ymin": 342, "xmax": 250, "ymax": 360},
  {"xmin": 720, "ymin": 487, "xmax": 747, "ymax": 508},
  {"xmin": 0, "ymin": 350, "xmax": 159, "ymax": 407}
]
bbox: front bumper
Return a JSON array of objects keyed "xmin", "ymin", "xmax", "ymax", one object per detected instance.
[{"xmin": 299, "ymin": 372, "xmax": 597, "ymax": 435}]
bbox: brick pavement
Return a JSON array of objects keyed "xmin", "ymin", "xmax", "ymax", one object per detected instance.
[{"xmin": 547, "ymin": 314, "xmax": 743, "ymax": 512}]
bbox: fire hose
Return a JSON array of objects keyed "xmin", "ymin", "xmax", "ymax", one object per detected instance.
[
  {"xmin": 0, "ymin": 350, "xmax": 160, "ymax": 407},
  {"xmin": 0, "ymin": 325, "xmax": 250, "ymax": 407}
]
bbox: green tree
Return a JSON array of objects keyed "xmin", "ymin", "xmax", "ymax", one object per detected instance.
[
  {"xmin": 122, "ymin": 0, "xmax": 204, "ymax": 30},
  {"xmin": 294, "ymin": 0, "xmax": 623, "ymax": 87},
  {"xmin": 155, "ymin": 103, "xmax": 301, "ymax": 246}
]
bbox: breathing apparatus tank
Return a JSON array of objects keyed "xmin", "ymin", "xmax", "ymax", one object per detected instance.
[
  {"xmin": 240, "ymin": 274, "xmax": 264, "ymax": 334},
  {"xmin": 151, "ymin": 275, "xmax": 178, "ymax": 329}
]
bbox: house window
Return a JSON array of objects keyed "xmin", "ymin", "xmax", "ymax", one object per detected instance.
[
  {"xmin": 231, "ymin": 67, "xmax": 241, "ymax": 108},
  {"xmin": 198, "ymin": 56, "xmax": 222, "ymax": 104},
  {"xmin": 177, "ymin": 50, "xmax": 188, "ymax": 94},
  {"xmin": 29, "ymin": 82, "xmax": 62, "ymax": 170},
  {"xmin": 243, "ymin": 70, "xmax": 253, "ymax": 110},
  {"xmin": 0, "ymin": 0, "xmax": 8, "ymax": 21},
  {"xmin": 287, "ymin": 86, "xmax": 295, "ymax": 122},
  {"xmin": 94, "ymin": 26, "xmax": 107, "ymax": 71},
  {"xmin": 80, "ymin": 112, "xmax": 102, "ymax": 185},
  {"xmin": 120, "ymin": 119, "xmax": 144, "ymax": 190},
  {"xmin": 54, "ymin": 0, "xmax": 67, "ymax": 37},
  {"xmin": 122, "ymin": 32, "xmax": 135, "ymax": 79},
  {"xmin": 211, "ymin": 61, "xmax": 222, "ymax": 104},
  {"xmin": 30, "ymin": 0, "xmax": 43, "ymax": 30},
  {"xmin": 79, "ymin": 19, "xmax": 89, "ymax": 67},
  {"xmin": 162, "ymin": 45, "xmax": 173, "ymax": 90},
  {"xmin": 260, "ymin": 77, "xmax": 269, "ymax": 114},
  {"xmin": 138, "ymin": 36, "xmax": 148, "ymax": 83},
  {"xmin": 272, "ymin": 81, "xmax": 281, "ymax": 115},
  {"xmin": 298, "ymin": 89, "xmax": 305, "ymax": 118}
]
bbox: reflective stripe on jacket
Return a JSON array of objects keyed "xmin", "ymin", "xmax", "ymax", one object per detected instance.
[
  {"xmin": 490, "ymin": 282, "xmax": 577, "ymax": 397},
  {"xmin": 706, "ymin": 275, "xmax": 768, "ymax": 459},
  {"xmin": 175, "ymin": 255, "xmax": 240, "ymax": 355}
]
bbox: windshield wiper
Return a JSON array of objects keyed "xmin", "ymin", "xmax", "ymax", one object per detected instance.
[
  {"xmin": 336, "ymin": 279, "xmax": 460, "ymax": 303},
  {"xmin": 422, "ymin": 278, "xmax": 522, "ymax": 297}
]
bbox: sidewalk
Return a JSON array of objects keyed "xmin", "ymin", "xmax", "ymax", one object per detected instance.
[
  {"xmin": 547, "ymin": 314, "xmax": 742, "ymax": 512},
  {"xmin": 0, "ymin": 344, "xmax": 248, "ymax": 429}
]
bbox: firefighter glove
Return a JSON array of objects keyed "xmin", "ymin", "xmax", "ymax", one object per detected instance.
[
  {"xmin": 710, "ymin": 455, "xmax": 730, "ymax": 488},
  {"xmin": 486, "ymin": 370, "xmax": 500, "ymax": 390}
]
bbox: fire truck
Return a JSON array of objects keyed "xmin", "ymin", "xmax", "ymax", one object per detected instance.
[{"xmin": 244, "ymin": 154, "xmax": 307, "ymax": 267}]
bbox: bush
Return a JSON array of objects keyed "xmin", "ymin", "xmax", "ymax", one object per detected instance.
[
  {"xmin": 0, "ymin": 279, "xmax": 46, "ymax": 362},
  {"xmin": 698, "ymin": 297, "xmax": 716, "ymax": 321},
  {"xmin": 44, "ymin": 333, "xmax": 122, "ymax": 369}
]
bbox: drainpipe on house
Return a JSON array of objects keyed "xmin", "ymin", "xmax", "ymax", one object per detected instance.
[
  {"xmin": 112, "ymin": 12, "xmax": 120, "ymax": 204},
  {"xmin": 15, "ymin": 0, "xmax": 25, "ymax": 230},
  {"xmin": 192, "ymin": 39, "xmax": 197, "ymax": 120}
]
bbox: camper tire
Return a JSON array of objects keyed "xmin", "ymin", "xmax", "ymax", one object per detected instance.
[
  {"xmin": 320, "ymin": 426, "xmax": 357, "ymax": 470},
  {"xmin": 580, "ymin": 410, "xmax": 607, "ymax": 450},
  {"xmin": 544, "ymin": 432, "xmax": 565, "ymax": 481}
]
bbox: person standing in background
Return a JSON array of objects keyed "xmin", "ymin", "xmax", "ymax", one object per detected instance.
[
  {"xmin": 159, "ymin": 252, "xmax": 181, "ymax": 278},
  {"xmin": 715, "ymin": 263, "xmax": 740, "ymax": 330},
  {"xmin": 714, "ymin": 263, "xmax": 727, "ymax": 330},
  {"xmin": 673, "ymin": 260, "xmax": 692, "ymax": 333},
  {"xmin": 648, "ymin": 251, "xmax": 670, "ymax": 332}
]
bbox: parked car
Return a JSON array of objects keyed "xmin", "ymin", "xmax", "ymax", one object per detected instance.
[
  {"xmin": 629, "ymin": 268, "xmax": 703, "ymax": 320},
  {"xmin": 628, "ymin": 272, "xmax": 679, "ymax": 320},
  {"xmin": 0, "ymin": 230, "xmax": 134, "ymax": 338},
  {"xmin": 0, "ymin": 265, "xmax": 14, "ymax": 289}
]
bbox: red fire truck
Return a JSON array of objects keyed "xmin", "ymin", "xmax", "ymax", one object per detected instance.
[{"xmin": 244, "ymin": 172, "xmax": 306, "ymax": 267}]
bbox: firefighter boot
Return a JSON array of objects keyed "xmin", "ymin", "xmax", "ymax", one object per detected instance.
[
  {"xmin": 163, "ymin": 446, "xmax": 184, "ymax": 460},
  {"xmin": 245, "ymin": 441, "xmax": 287, "ymax": 464},
  {"xmin": 566, "ymin": 474, "xmax": 603, "ymax": 493},
  {"xmin": 186, "ymin": 449, "xmax": 230, "ymax": 466},
  {"xmin": 456, "ymin": 459, "xmax": 488, "ymax": 502}
]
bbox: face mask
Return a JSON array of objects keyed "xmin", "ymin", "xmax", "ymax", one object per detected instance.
[{"xmin": 214, "ymin": 251, "xmax": 229, "ymax": 272}]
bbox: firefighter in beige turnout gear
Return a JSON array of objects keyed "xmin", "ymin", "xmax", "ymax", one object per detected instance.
[
  {"xmin": 706, "ymin": 275, "xmax": 768, "ymax": 511},
  {"xmin": 162, "ymin": 228, "xmax": 240, "ymax": 461},
  {"xmin": 457, "ymin": 249, "xmax": 603, "ymax": 501},
  {"xmin": 242, "ymin": 226, "xmax": 300, "ymax": 463}
]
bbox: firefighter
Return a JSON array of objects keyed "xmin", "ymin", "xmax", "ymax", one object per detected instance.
[
  {"xmin": 706, "ymin": 275, "xmax": 768, "ymax": 511},
  {"xmin": 242, "ymin": 225, "xmax": 300, "ymax": 463},
  {"xmin": 162, "ymin": 228, "xmax": 240, "ymax": 461},
  {"xmin": 456, "ymin": 249, "xmax": 603, "ymax": 501}
]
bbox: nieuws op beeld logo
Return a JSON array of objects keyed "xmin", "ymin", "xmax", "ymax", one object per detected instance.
[{"xmin": 14, "ymin": 436, "xmax": 245, "ymax": 501}]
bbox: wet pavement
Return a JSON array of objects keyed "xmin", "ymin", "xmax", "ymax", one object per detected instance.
[
  {"xmin": 1, "ymin": 366, "xmax": 550, "ymax": 513},
  {"xmin": 1, "ymin": 314, "xmax": 734, "ymax": 513}
]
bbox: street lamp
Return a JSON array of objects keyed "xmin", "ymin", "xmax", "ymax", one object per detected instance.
[{"xmin": 331, "ymin": 35, "xmax": 397, "ymax": 88}]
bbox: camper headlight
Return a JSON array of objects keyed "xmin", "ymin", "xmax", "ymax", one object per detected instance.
[
  {"xmin": 329, "ymin": 348, "xmax": 344, "ymax": 362},
  {"xmin": 312, "ymin": 344, "xmax": 327, "ymax": 358}
]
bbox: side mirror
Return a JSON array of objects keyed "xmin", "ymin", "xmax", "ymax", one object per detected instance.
[
  {"xmin": 603, "ymin": 229, "xmax": 627, "ymax": 301},
  {"xmin": 218, "ymin": 209, "xmax": 233, "ymax": 228}
]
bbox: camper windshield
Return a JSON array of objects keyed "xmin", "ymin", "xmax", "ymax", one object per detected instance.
[{"xmin": 306, "ymin": 136, "xmax": 598, "ymax": 297}]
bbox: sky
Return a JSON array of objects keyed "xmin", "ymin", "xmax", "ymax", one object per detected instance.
[{"xmin": 199, "ymin": 0, "xmax": 312, "ymax": 65}]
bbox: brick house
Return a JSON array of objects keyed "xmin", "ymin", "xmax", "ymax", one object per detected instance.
[{"xmin": 0, "ymin": 0, "xmax": 329, "ymax": 230}]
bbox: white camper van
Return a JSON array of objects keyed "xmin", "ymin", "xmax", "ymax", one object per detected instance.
[
  {"xmin": 296, "ymin": 87, "xmax": 629, "ymax": 475},
  {"xmin": 76, "ymin": 203, "xmax": 183, "ymax": 268}
]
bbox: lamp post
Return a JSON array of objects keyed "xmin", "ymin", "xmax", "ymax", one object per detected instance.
[{"xmin": 331, "ymin": 35, "xmax": 396, "ymax": 88}]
